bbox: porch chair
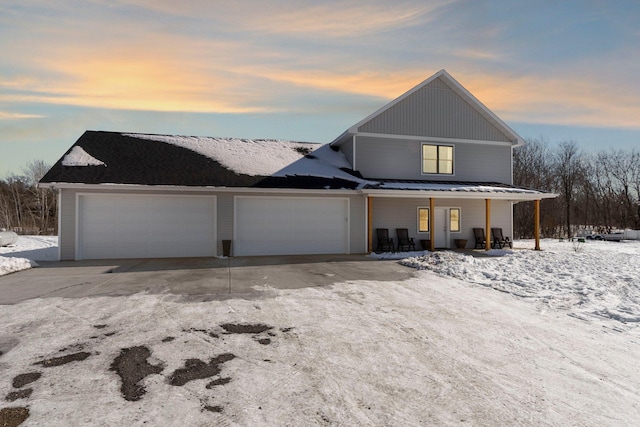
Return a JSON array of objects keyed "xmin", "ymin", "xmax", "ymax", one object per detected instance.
[
  {"xmin": 473, "ymin": 228, "xmax": 488, "ymax": 249},
  {"xmin": 491, "ymin": 228, "xmax": 513, "ymax": 249},
  {"xmin": 396, "ymin": 228, "xmax": 416, "ymax": 251},
  {"xmin": 376, "ymin": 228, "xmax": 394, "ymax": 252}
]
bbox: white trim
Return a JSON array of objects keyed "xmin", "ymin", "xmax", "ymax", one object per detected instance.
[
  {"xmin": 43, "ymin": 182, "xmax": 357, "ymax": 195},
  {"xmin": 233, "ymin": 195, "xmax": 351, "ymax": 256},
  {"xmin": 352, "ymin": 132, "xmax": 515, "ymax": 147},
  {"xmin": 56, "ymin": 190, "xmax": 62, "ymax": 261},
  {"xmin": 353, "ymin": 134, "xmax": 357, "ymax": 170},
  {"xmin": 75, "ymin": 192, "xmax": 217, "ymax": 260}
]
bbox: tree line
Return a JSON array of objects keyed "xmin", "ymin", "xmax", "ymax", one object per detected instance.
[
  {"xmin": 0, "ymin": 160, "xmax": 57, "ymax": 235},
  {"xmin": 514, "ymin": 138, "xmax": 640, "ymax": 239}
]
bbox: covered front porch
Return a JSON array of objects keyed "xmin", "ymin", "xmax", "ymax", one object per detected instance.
[{"xmin": 363, "ymin": 184, "xmax": 557, "ymax": 253}]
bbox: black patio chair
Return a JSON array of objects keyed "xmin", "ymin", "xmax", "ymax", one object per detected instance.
[
  {"xmin": 473, "ymin": 228, "xmax": 487, "ymax": 249},
  {"xmin": 376, "ymin": 228, "xmax": 394, "ymax": 252},
  {"xmin": 491, "ymin": 228, "xmax": 512, "ymax": 249},
  {"xmin": 396, "ymin": 228, "xmax": 416, "ymax": 251}
]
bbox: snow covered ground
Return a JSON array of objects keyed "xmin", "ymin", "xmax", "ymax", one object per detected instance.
[
  {"xmin": 0, "ymin": 235, "xmax": 57, "ymax": 276},
  {"xmin": 1, "ymin": 237, "xmax": 640, "ymax": 425}
]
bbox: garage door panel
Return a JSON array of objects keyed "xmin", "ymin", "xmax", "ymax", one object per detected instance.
[
  {"xmin": 235, "ymin": 197, "xmax": 348, "ymax": 256},
  {"xmin": 78, "ymin": 195, "xmax": 216, "ymax": 259}
]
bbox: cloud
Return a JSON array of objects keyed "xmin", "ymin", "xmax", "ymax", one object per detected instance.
[
  {"xmin": 0, "ymin": 111, "xmax": 44, "ymax": 120},
  {"xmin": 459, "ymin": 71, "xmax": 640, "ymax": 130}
]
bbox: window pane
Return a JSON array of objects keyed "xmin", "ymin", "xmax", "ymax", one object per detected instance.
[
  {"xmin": 418, "ymin": 208, "xmax": 429, "ymax": 232},
  {"xmin": 423, "ymin": 159, "xmax": 437, "ymax": 173},
  {"xmin": 439, "ymin": 146, "xmax": 453, "ymax": 161},
  {"xmin": 439, "ymin": 146, "xmax": 453, "ymax": 174},
  {"xmin": 450, "ymin": 208, "xmax": 460, "ymax": 232},
  {"xmin": 422, "ymin": 145, "xmax": 437, "ymax": 173}
]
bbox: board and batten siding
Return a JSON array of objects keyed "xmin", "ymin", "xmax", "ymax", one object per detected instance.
[
  {"xmin": 355, "ymin": 135, "xmax": 512, "ymax": 183},
  {"xmin": 358, "ymin": 77, "xmax": 512, "ymax": 143},
  {"xmin": 370, "ymin": 197, "xmax": 513, "ymax": 249}
]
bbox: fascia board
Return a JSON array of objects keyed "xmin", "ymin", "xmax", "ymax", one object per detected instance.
[
  {"xmin": 354, "ymin": 132, "xmax": 515, "ymax": 147},
  {"xmin": 42, "ymin": 182, "xmax": 358, "ymax": 195}
]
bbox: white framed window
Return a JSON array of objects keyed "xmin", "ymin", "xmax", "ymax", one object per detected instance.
[
  {"xmin": 422, "ymin": 144, "xmax": 453, "ymax": 175},
  {"xmin": 449, "ymin": 208, "xmax": 461, "ymax": 232},
  {"xmin": 418, "ymin": 207, "xmax": 429, "ymax": 232}
]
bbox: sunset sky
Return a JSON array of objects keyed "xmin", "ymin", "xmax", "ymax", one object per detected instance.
[{"xmin": 1, "ymin": 0, "xmax": 639, "ymax": 177}]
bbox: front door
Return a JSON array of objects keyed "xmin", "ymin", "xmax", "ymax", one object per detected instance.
[{"xmin": 434, "ymin": 208, "xmax": 449, "ymax": 248}]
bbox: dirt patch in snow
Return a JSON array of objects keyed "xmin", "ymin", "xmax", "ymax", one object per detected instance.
[
  {"xmin": 168, "ymin": 353, "xmax": 235, "ymax": 387},
  {"xmin": 110, "ymin": 346, "xmax": 164, "ymax": 401},
  {"xmin": 0, "ymin": 407, "xmax": 30, "ymax": 427},
  {"xmin": 12, "ymin": 372, "xmax": 41, "ymax": 389},
  {"xmin": 220, "ymin": 323, "xmax": 272, "ymax": 334},
  {"xmin": 34, "ymin": 351, "xmax": 91, "ymax": 367},
  {"xmin": 5, "ymin": 388, "xmax": 32, "ymax": 402}
]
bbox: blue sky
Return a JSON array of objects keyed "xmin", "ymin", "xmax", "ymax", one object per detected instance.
[{"xmin": 1, "ymin": 0, "xmax": 639, "ymax": 177}]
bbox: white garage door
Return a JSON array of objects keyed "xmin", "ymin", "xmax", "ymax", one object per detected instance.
[
  {"xmin": 235, "ymin": 197, "xmax": 349, "ymax": 256},
  {"xmin": 77, "ymin": 194, "xmax": 216, "ymax": 259}
]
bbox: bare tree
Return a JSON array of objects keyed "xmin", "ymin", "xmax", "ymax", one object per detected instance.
[
  {"xmin": 513, "ymin": 137, "xmax": 556, "ymax": 238},
  {"xmin": 554, "ymin": 141, "xmax": 584, "ymax": 238}
]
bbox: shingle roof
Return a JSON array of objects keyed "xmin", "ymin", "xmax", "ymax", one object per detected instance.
[
  {"xmin": 40, "ymin": 131, "xmax": 266, "ymax": 187},
  {"xmin": 39, "ymin": 131, "xmax": 362, "ymax": 189}
]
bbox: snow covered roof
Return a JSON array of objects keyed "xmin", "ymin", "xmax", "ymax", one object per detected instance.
[
  {"xmin": 123, "ymin": 133, "xmax": 318, "ymax": 177},
  {"xmin": 62, "ymin": 146, "xmax": 106, "ymax": 167},
  {"xmin": 39, "ymin": 131, "xmax": 363, "ymax": 189}
]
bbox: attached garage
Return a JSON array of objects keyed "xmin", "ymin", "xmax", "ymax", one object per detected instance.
[
  {"xmin": 76, "ymin": 194, "xmax": 216, "ymax": 259},
  {"xmin": 234, "ymin": 196, "xmax": 349, "ymax": 256}
]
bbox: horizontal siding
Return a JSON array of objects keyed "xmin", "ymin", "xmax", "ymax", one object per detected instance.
[
  {"xmin": 358, "ymin": 77, "xmax": 511, "ymax": 142},
  {"xmin": 371, "ymin": 197, "xmax": 513, "ymax": 250},
  {"xmin": 342, "ymin": 136, "xmax": 354, "ymax": 167},
  {"xmin": 355, "ymin": 135, "xmax": 512, "ymax": 183}
]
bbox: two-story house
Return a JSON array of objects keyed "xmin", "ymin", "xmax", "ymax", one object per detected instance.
[{"xmin": 40, "ymin": 70, "xmax": 556, "ymax": 260}]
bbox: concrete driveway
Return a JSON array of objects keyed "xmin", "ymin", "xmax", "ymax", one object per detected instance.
[{"xmin": 0, "ymin": 255, "xmax": 416, "ymax": 304}]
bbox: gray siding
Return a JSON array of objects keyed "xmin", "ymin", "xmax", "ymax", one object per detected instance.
[
  {"xmin": 349, "ymin": 195, "xmax": 366, "ymax": 253},
  {"xmin": 59, "ymin": 189, "xmax": 77, "ymax": 260},
  {"xmin": 216, "ymin": 193, "xmax": 234, "ymax": 255},
  {"xmin": 355, "ymin": 135, "xmax": 512, "ymax": 183},
  {"xmin": 358, "ymin": 77, "xmax": 512, "ymax": 142},
  {"xmin": 341, "ymin": 136, "xmax": 354, "ymax": 167},
  {"xmin": 371, "ymin": 197, "xmax": 512, "ymax": 250}
]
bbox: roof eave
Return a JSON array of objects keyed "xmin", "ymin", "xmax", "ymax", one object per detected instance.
[{"xmin": 361, "ymin": 188, "xmax": 558, "ymax": 201}]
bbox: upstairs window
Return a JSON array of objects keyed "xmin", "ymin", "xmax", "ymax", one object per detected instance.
[{"xmin": 422, "ymin": 144, "xmax": 453, "ymax": 175}]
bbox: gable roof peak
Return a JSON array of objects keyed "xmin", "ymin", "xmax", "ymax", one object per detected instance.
[{"xmin": 330, "ymin": 69, "xmax": 524, "ymax": 146}]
